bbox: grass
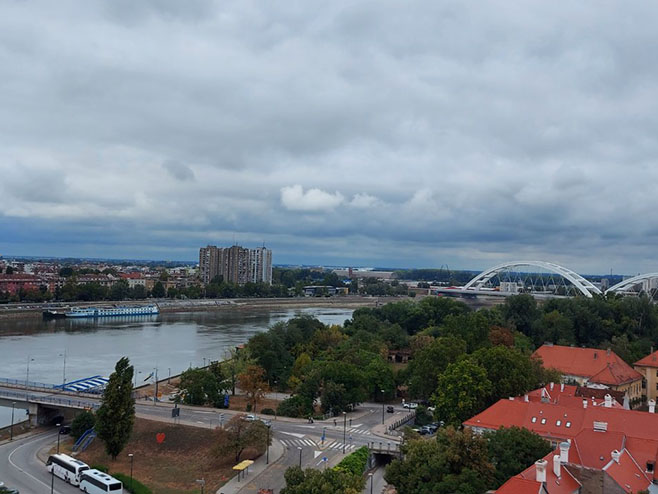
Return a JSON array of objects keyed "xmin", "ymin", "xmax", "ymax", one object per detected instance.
[{"xmin": 77, "ymin": 417, "xmax": 265, "ymax": 493}]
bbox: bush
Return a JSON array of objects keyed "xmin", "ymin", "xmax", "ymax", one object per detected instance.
[
  {"xmin": 91, "ymin": 464, "xmax": 108, "ymax": 473},
  {"xmin": 71, "ymin": 410, "xmax": 96, "ymax": 440},
  {"xmin": 334, "ymin": 446, "xmax": 369, "ymax": 476},
  {"xmin": 112, "ymin": 472, "xmax": 152, "ymax": 494},
  {"xmin": 261, "ymin": 408, "xmax": 276, "ymax": 415},
  {"xmin": 277, "ymin": 395, "xmax": 314, "ymax": 418}
]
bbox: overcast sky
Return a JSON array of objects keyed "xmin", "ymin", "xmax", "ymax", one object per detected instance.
[{"xmin": 1, "ymin": 1, "xmax": 658, "ymax": 274}]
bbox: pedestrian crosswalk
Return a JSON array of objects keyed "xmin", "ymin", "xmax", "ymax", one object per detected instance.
[
  {"xmin": 280, "ymin": 438, "xmax": 317, "ymax": 448},
  {"xmin": 325, "ymin": 440, "xmax": 357, "ymax": 451},
  {"xmin": 348, "ymin": 427, "xmax": 371, "ymax": 436}
]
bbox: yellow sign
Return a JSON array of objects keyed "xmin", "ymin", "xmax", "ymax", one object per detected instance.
[{"xmin": 232, "ymin": 460, "xmax": 254, "ymax": 471}]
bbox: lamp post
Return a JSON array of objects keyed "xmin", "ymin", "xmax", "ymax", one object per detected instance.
[
  {"xmin": 153, "ymin": 366, "xmax": 159, "ymax": 405},
  {"xmin": 25, "ymin": 356, "xmax": 34, "ymax": 400},
  {"xmin": 10, "ymin": 401, "xmax": 15, "ymax": 441},
  {"xmin": 342, "ymin": 411, "xmax": 347, "ymax": 453},
  {"xmin": 381, "ymin": 388, "xmax": 385, "ymax": 424},
  {"xmin": 59, "ymin": 350, "xmax": 67, "ymax": 388},
  {"xmin": 297, "ymin": 446, "xmax": 302, "ymax": 468},
  {"xmin": 266, "ymin": 425, "xmax": 271, "ymax": 464},
  {"xmin": 128, "ymin": 453, "xmax": 134, "ymax": 492},
  {"xmin": 369, "ymin": 472, "xmax": 374, "ymax": 494},
  {"xmin": 195, "ymin": 478, "xmax": 205, "ymax": 494},
  {"xmin": 56, "ymin": 423, "xmax": 61, "ymax": 453}
]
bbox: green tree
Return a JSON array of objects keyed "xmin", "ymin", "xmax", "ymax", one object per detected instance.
[
  {"xmin": 502, "ymin": 294, "xmax": 538, "ymax": 336},
  {"xmin": 110, "ymin": 280, "xmax": 130, "ymax": 300},
  {"xmin": 95, "ymin": 357, "xmax": 135, "ymax": 459},
  {"xmin": 432, "ymin": 360, "xmax": 492, "ymax": 426},
  {"xmin": 214, "ymin": 415, "xmax": 269, "ymax": 463},
  {"xmin": 385, "ymin": 427, "xmax": 494, "ymax": 494},
  {"xmin": 471, "ymin": 346, "xmax": 537, "ymax": 406},
  {"xmin": 151, "ymin": 281, "xmax": 166, "ymax": 298},
  {"xmin": 486, "ymin": 426, "xmax": 552, "ymax": 488},
  {"xmin": 407, "ymin": 336, "xmax": 467, "ymax": 400},
  {"xmin": 71, "ymin": 410, "xmax": 96, "ymax": 440},
  {"xmin": 179, "ymin": 367, "xmax": 228, "ymax": 407},
  {"xmin": 281, "ymin": 466, "xmax": 364, "ymax": 494}
]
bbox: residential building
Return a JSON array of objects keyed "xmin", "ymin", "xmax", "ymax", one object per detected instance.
[
  {"xmin": 533, "ymin": 344, "xmax": 643, "ymax": 405},
  {"xmin": 634, "ymin": 349, "xmax": 658, "ymax": 404},
  {"xmin": 464, "ymin": 388, "xmax": 658, "ymax": 493},
  {"xmin": 199, "ymin": 245, "xmax": 272, "ymax": 285}
]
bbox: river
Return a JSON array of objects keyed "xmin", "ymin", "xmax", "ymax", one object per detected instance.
[{"xmin": 0, "ymin": 306, "xmax": 353, "ymax": 422}]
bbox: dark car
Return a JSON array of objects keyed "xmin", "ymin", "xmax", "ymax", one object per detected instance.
[
  {"xmin": 386, "ymin": 405, "xmax": 395, "ymax": 413},
  {"xmin": 59, "ymin": 425, "xmax": 72, "ymax": 435}
]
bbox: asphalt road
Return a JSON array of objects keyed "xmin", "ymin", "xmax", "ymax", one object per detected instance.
[
  {"xmin": 0, "ymin": 430, "xmax": 80, "ymax": 494},
  {"xmin": 0, "ymin": 385, "xmax": 403, "ymax": 494}
]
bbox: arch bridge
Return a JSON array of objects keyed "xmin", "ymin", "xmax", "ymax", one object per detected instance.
[
  {"xmin": 462, "ymin": 261, "xmax": 602, "ymax": 298},
  {"xmin": 605, "ymin": 273, "xmax": 658, "ymax": 297}
]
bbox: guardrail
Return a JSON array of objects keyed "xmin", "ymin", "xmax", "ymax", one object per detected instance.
[
  {"xmin": 384, "ymin": 411, "xmax": 415, "ymax": 436},
  {"xmin": 0, "ymin": 389, "xmax": 99, "ymax": 410},
  {"xmin": 0, "ymin": 377, "xmax": 59, "ymax": 391}
]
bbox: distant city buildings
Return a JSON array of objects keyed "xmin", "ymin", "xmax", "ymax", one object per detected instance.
[{"xmin": 199, "ymin": 245, "xmax": 272, "ymax": 285}]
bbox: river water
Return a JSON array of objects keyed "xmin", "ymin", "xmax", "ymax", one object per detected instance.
[{"xmin": 0, "ymin": 306, "xmax": 354, "ymax": 426}]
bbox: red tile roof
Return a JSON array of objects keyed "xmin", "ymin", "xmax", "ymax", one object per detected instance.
[
  {"xmin": 496, "ymin": 450, "xmax": 581, "ymax": 494},
  {"xmin": 603, "ymin": 449, "xmax": 652, "ymax": 494},
  {"xmin": 634, "ymin": 350, "xmax": 658, "ymax": 369},
  {"xmin": 532, "ymin": 345, "xmax": 642, "ymax": 386}
]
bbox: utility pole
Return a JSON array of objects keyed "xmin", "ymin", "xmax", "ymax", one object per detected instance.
[
  {"xmin": 10, "ymin": 402, "xmax": 15, "ymax": 441},
  {"xmin": 342, "ymin": 411, "xmax": 347, "ymax": 453},
  {"xmin": 154, "ymin": 366, "xmax": 158, "ymax": 405}
]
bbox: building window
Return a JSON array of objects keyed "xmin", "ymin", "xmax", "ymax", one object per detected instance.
[
  {"xmin": 531, "ymin": 417, "xmax": 537, "ymax": 423},
  {"xmin": 566, "ymin": 422, "xmax": 571, "ymax": 428},
  {"xmin": 541, "ymin": 418, "xmax": 547, "ymax": 425},
  {"xmin": 556, "ymin": 420, "xmax": 562, "ymax": 426}
]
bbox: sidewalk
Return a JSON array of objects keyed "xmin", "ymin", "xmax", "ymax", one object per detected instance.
[
  {"xmin": 369, "ymin": 411, "xmax": 414, "ymax": 441},
  {"xmin": 216, "ymin": 438, "xmax": 285, "ymax": 494}
]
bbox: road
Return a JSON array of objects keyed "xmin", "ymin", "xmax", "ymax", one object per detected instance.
[
  {"xmin": 0, "ymin": 384, "xmax": 404, "ymax": 493},
  {"xmin": 0, "ymin": 430, "xmax": 80, "ymax": 494}
]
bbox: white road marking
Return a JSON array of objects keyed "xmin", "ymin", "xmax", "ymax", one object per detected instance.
[{"xmin": 279, "ymin": 431, "xmax": 306, "ymax": 438}]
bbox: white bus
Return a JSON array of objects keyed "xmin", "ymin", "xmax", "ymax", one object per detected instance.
[
  {"xmin": 79, "ymin": 469, "xmax": 123, "ymax": 494},
  {"xmin": 46, "ymin": 453, "xmax": 90, "ymax": 486}
]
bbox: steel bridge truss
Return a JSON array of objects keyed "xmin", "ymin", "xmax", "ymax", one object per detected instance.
[{"xmin": 463, "ymin": 261, "xmax": 603, "ymax": 298}]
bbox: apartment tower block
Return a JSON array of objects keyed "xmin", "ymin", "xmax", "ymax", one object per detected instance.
[{"xmin": 199, "ymin": 245, "xmax": 272, "ymax": 285}]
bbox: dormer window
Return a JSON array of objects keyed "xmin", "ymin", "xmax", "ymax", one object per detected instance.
[
  {"xmin": 556, "ymin": 420, "xmax": 562, "ymax": 426},
  {"xmin": 531, "ymin": 417, "xmax": 537, "ymax": 423},
  {"xmin": 566, "ymin": 421, "xmax": 572, "ymax": 428},
  {"xmin": 541, "ymin": 418, "xmax": 547, "ymax": 425}
]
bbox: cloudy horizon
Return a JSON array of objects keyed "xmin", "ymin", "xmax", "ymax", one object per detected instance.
[{"xmin": 2, "ymin": 1, "xmax": 658, "ymax": 275}]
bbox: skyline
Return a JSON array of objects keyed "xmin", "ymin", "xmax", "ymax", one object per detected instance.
[{"xmin": 3, "ymin": 2, "xmax": 658, "ymax": 274}]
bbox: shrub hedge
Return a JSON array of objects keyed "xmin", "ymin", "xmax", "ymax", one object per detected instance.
[{"xmin": 334, "ymin": 446, "xmax": 369, "ymax": 476}]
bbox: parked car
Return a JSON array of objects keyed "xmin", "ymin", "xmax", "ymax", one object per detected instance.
[
  {"xmin": 242, "ymin": 414, "xmax": 257, "ymax": 422},
  {"xmin": 0, "ymin": 482, "xmax": 20, "ymax": 494},
  {"xmin": 386, "ymin": 406, "xmax": 395, "ymax": 413},
  {"xmin": 259, "ymin": 418, "xmax": 272, "ymax": 426},
  {"xmin": 59, "ymin": 426, "xmax": 72, "ymax": 435},
  {"xmin": 403, "ymin": 402, "xmax": 418, "ymax": 409}
]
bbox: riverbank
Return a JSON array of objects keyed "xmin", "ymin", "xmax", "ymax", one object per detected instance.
[{"xmin": 0, "ymin": 295, "xmax": 382, "ymax": 320}]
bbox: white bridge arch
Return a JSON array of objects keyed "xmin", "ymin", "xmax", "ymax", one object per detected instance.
[
  {"xmin": 605, "ymin": 273, "xmax": 658, "ymax": 295},
  {"xmin": 463, "ymin": 261, "xmax": 602, "ymax": 298}
]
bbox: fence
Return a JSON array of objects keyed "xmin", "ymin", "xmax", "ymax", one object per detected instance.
[
  {"xmin": 0, "ymin": 388, "xmax": 99, "ymax": 410},
  {"xmin": 384, "ymin": 411, "xmax": 416, "ymax": 436}
]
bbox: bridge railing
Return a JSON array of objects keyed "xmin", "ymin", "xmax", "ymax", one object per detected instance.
[
  {"xmin": 0, "ymin": 377, "xmax": 59, "ymax": 391},
  {"xmin": 0, "ymin": 389, "xmax": 99, "ymax": 410},
  {"xmin": 368, "ymin": 440, "xmax": 401, "ymax": 455}
]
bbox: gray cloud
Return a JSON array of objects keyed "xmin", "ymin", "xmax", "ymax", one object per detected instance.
[{"xmin": 1, "ymin": 1, "xmax": 658, "ymax": 273}]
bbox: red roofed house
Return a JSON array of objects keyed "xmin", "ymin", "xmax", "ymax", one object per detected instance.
[
  {"xmin": 465, "ymin": 394, "xmax": 658, "ymax": 493},
  {"xmin": 634, "ymin": 349, "xmax": 658, "ymax": 404},
  {"xmin": 533, "ymin": 344, "xmax": 643, "ymax": 406}
]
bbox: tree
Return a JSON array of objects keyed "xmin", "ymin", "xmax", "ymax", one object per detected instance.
[
  {"xmin": 486, "ymin": 426, "xmax": 553, "ymax": 488},
  {"xmin": 214, "ymin": 415, "xmax": 269, "ymax": 463},
  {"xmin": 95, "ymin": 357, "xmax": 135, "ymax": 460},
  {"xmin": 238, "ymin": 365, "xmax": 269, "ymax": 413},
  {"xmin": 151, "ymin": 281, "xmax": 166, "ymax": 298},
  {"xmin": 385, "ymin": 427, "xmax": 494, "ymax": 494},
  {"xmin": 71, "ymin": 410, "xmax": 96, "ymax": 440},
  {"xmin": 179, "ymin": 367, "xmax": 228, "ymax": 407},
  {"xmin": 432, "ymin": 360, "xmax": 492, "ymax": 426},
  {"xmin": 407, "ymin": 336, "xmax": 467, "ymax": 400},
  {"xmin": 281, "ymin": 466, "xmax": 364, "ymax": 494},
  {"xmin": 502, "ymin": 294, "xmax": 538, "ymax": 336}
]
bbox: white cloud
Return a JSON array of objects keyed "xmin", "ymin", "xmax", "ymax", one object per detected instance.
[
  {"xmin": 280, "ymin": 185, "xmax": 344, "ymax": 212},
  {"xmin": 349, "ymin": 193, "xmax": 378, "ymax": 209}
]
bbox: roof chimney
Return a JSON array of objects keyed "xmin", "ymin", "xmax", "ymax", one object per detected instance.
[
  {"xmin": 535, "ymin": 459, "xmax": 548, "ymax": 483},
  {"xmin": 607, "ymin": 347, "xmax": 611, "ymax": 356},
  {"xmin": 560, "ymin": 442, "xmax": 570, "ymax": 463},
  {"xmin": 550, "ymin": 382, "xmax": 554, "ymax": 391},
  {"xmin": 560, "ymin": 383, "xmax": 564, "ymax": 392},
  {"xmin": 649, "ymin": 399, "xmax": 656, "ymax": 414},
  {"xmin": 611, "ymin": 450, "xmax": 621, "ymax": 463},
  {"xmin": 604, "ymin": 394, "xmax": 612, "ymax": 408},
  {"xmin": 524, "ymin": 394, "xmax": 529, "ymax": 402},
  {"xmin": 583, "ymin": 398, "xmax": 588, "ymax": 409},
  {"xmin": 553, "ymin": 455, "xmax": 561, "ymax": 478}
]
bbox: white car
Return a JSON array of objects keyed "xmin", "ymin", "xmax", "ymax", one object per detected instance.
[
  {"xmin": 243, "ymin": 414, "xmax": 257, "ymax": 421},
  {"xmin": 403, "ymin": 402, "xmax": 418, "ymax": 409}
]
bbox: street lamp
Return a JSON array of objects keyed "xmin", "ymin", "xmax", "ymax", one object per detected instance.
[
  {"xmin": 59, "ymin": 350, "xmax": 67, "ymax": 388},
  {"xmin": 195, "ymin": 478, "xmax": 205, "ymax": 494},
  {"xmin": 128, "ymin": 453, "xmax": 134, "ymax": 492},
  {"xmin": 381, "ymin": 388, "xmax": 385, "ymax": 425},
  {"xmin": 342, "ymin": 411, "xmax": 347, "ymax": 453},
  {"xmin": 266, "ymin": 424, "xmax": 271, "ymax": 464},
  {"xmin": 56, "ymin": 423, "xmax": 61, "ymax": 453},
  {"xmin": 10, "ymin": 401, "xmax": 15, "ymax": 441},
  {"xmin": 369, "ymin": 472, "xmax": 374, "ymax": 494},
  {"xmin": 25, "ymin": 356, "xmax": 34, "ymax": 400},
  {"xmin": 297, "ymin": 446, "xmax": 302, "ymax": 467}
]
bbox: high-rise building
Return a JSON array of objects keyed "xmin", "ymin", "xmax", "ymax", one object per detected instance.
[{"xmin": 199, "ymin": 245, "xmax": 272, "ymax": 285}]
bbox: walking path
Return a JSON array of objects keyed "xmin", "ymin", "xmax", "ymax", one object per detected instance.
[{"xmin": 216, "ymin": 438, "xmax": 285, "ymax": 494}]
